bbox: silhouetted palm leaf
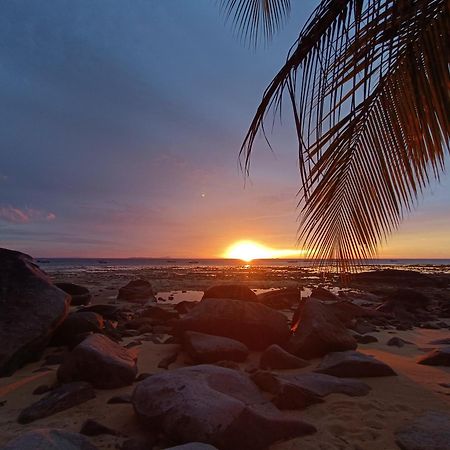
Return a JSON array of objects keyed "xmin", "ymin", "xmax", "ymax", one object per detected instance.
[{"xmin": 235, "ymin": 0, "xmax": 449, "ymax": 271}]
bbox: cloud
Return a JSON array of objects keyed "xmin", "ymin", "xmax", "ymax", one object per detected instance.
[{"xmin": 0, "ymin": 206, "xmax": 56, "ymax": 224}]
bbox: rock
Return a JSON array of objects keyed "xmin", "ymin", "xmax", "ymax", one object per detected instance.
[
  {"xmin": 32, "ymin": 384, "xmax": 52, "ymax": 395},
  {"xmin": 310, "ymin": 287, "xmax": 338, "ymax": 301},
  {"xmin": 80, "ymin": 419, "xmax": 117, "ymax": 436},
  {"xmin": 44, "ymin": 353, "xmax": 65, "ymax": 365},
  {"xmin": 0, "ymin": 248, "xmax": 70, "ymax": 376},
  {"xmin": 387, "ymin": 337, "xmax": 411, "ymax": 347},
  {"xmin": 377, "ymin": 289, "xmax": 430, "ymax": 313},
  {"xmin": 55, "ymin": 282, "xmax": 92, "ymax": 306},
  {"xmin": 428, "ymin": 338, "xmax": 450, "ymax": 345},
  {"xmin": 259, "ymin": 345, "xmax": 309, "ymax": 370},
  {"xmin": 202, "ymin": 285, "xmax": 257, "ymax": 302},
  {"xmin": 286, "ymin": 298, "xmax": 357, "ymax": 359},
  {"xmin": 57, "ymin": 334, "xmax": 137, "ymax": 388},
  {"xmin": 316, "ymin": 351, "xmax": 397, "ymax": 377},
  {"xmin": 52, "ymin": 312, "xmax": 104, "ymax": 347},
  {"xmin": 184, "ymin": 331, "xmax": 249, "ymax": 363},
  {"xmin": 175, "ymin": 298, "xmax": 290, "ymax": 350},
  {"xmin": 174, "ymin": 301, "xmax": 198, "ymax": 314},
  {"xmin": 121, "ymin": 437, "xmax": 158, "ymax": 450},
  {"xmin": 354, "ymin": 334, "xmax": 378, "ymax": 344},
  {"xmin": 107, "ymin": 394, "xmax": 131, "ymax": 404},
  {"xmin": 350, "ymin": 319, "xmax": 378, "ymax": 335},
  {"xmin": 417, "ymin": 347, "xmax": 450, "ymax": 366},
  {"xmin": 142, "ymin": 305, "xmax": 179, "ymax": 322},
  {"xmin": 251, "ymin": 371, "xmax": 370, "ymax": 409},
  {"xmin": 351, "ymin": 269, "xmax": 439, "ymax": 287},
  {"xmin": 257, "ymin": 288, "xmax": 301, "ymax": 310},
  {"xmin": 135, "ymin": 372, "xmax": 152, "ymax": 382},
  {"xmin": 132, "ymin": 364, "xmax": 316, "ymax": 449},
  {"xmin": 164, "ymin": 444, "xmax": 218, "ymax": 450},
  {"xmin": 78, "ymin": 304, "xmax": 122, "ymax": 320},
  {"xmin": 0, "ymin": 429, "xmax": 98, "ymax": 450},
  {"xmin": 18, "ymin": 382, "xmax": 95, "ymax": 424},
  {"xmin": 395, "ymin": 411, "xmax": 450, "ymax": 450},
  {"xmin": 157, "ymin": 350, "xmax": 179, "ymax": 369},
  {"xmin": 118, "ymin": 279, "xmax": 154, "ymax": 303}
]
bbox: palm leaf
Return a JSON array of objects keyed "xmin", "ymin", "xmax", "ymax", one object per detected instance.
[{"xmin": 239, "ymin": 0, "xmax": 450, "ymax": 271}]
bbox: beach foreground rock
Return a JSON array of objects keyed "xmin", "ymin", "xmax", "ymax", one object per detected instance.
[
  {"xmin": 58, "ymin": 334, "xmax": 137, "ymax": 388},
  {"xmin": 316, "ymin": 350, "xmax": 397, "ymax": 377},
  {"xmin": 0, "ymin": 248, "xmax": 70, "ymax": 376},
  {"xmin": 175, "ymin": 298, "xmax": 290, "ymax": 350},
  {"xmin": 395, "ymin": 410, "xmax": 450, "ymax": 450},
  {"xmin": 0, "ymin": 429, "xmax": 98, "ymax": 450},
  {"xmin": 55, "ymin": 282, "xmax": 92, "ymax": 306},
  {"xmin": 259, "ymin": 344, "xmax": 309, "ymax": 370},
  {"xmin": 202, "ymin": 284, "xmax": 257, "ymax": 302},
  {"xmin": 132, "ymin": 364, "xmax": 316, "ymax": 449},
  {"xmin": 417, "ymin": 347, "xmax": 450, "ymax": 366},
  {"xmin": 118, "ymin": 279, "xmax": 154, "ymax": 303}
]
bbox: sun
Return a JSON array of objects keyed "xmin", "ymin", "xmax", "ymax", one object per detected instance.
[{"xmin": 224, "ymin": 240, "xmax": 271, "ymax": 262}]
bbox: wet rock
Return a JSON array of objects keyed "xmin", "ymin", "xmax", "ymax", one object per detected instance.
[
  {"xmin": 395, "ymin": 410, "xmax": 450, "ymax": 450},
  {"xmin": 354, "ymin": 334, "xmax": 378, "ymax": 344},
  {"xmin": 107, "ymin": 393, "xmax": 131, "ymax": 404},
  {"xmin": 287, "ymin": 298, "xmax": 357, "ymax": 359},
  {"xmin": 55, "ymin": 282, "xmax": 92, "ymax": 306},
  {"xmin": 184, "ymin": 331, "xmax": 249, "ymax": 363},
  {"xmin": 316, "ymin": 351, "xmax": 397, "ymax": 377},
  {"xmin": 417, "ymin": 347, "xmax": 450, "ymax": 366},
  {"xmin": 52, "ymin": 312, "xmax": 104, "ymax": 347},
  {"xmin": 0, "ymin": 248, "xmax": 70, "ymax": 376},
  {"xmin": 1, "ymin": 429, "xmax": 98, "ymax": 450},
  {"xmin": 175, "ymin": 298, "xmax": 290, "ymax": 350},
  {"xmin": 387, "ymin": 337, "xmax": 412, "ymax": 347},
  {"xmin": 259, "ymin": 345, "xmax": 309, "ymax": 370},
  {"xmin": 132, "ymin": 364, "xmax": 316, "ymax": 449},
  {"xmin": 58, "ymin": 334, "xmax": 137, "ymax": 388},
  {"xmin": 202, "ymin": 284, "xmax": 257, "ymax": 302},
  {"xmin": 18, "ymin": 382, "xmax": 95, "ymax": 424},
  {"xmin": 118, "ymin": 279, "xmax": 155, "ymax": 303},
  {"xmin": 80, "ymin": 419, "xmax": 117, "ymax": 436},
  {"xmin": 257, "ymin": 288, "xmax": 301, "ymax": 310},
  {"xmin": 310, "ymin": 287, "xmax": 338, "ymax": 302}
]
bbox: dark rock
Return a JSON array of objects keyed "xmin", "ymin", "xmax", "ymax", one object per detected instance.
[
  {"xmin": 395, "ymin": 411, "xmax": 450, "ymax": 450},
  {"xmin": 157, "ymin": 350, "xmax": 179, "ymax": 369},
  {"xmin": 257, "ymin": 288, "xmax": 301, "ymax": 309},
  {"xmin": 107, "ymin": 394, "xmax": 132, "ymax": 404},
  {"xmin": 417, "ymin": 347, "xmax": 450, "ymax": 366},
  {"xmin": 350, "ymin": 319, "xmax": 378, "ymax": 335},
  {"xmin": 174, "ymin": 301, "xmax": 198, "ymax": 314},
  {"xmin": 0, "ymin": 248, "xmax": 70, "ymax": 376},
  {"xmin": 316, "ymin": 351, "xmax": 397, "ymax": 377},
  {"xmin": 125, "ymin": 340, "xmax": 142, "ymax": 349},
  {"xmin": 260, "ymin": 344, "xmax": 309, "ymax": 370},
  {"xmin": 354, "ymin": 334, "xmax": 378, "ymax": 344},
  {"xmin": 377, "ymin": 289, "xmax": 430, "ymax": 313},
  {"xmin": 121, "ymin": 437, "xmax": 158, "ymax": 450},
  {"xmin": 287, "ymin": 298, "xmax": 357, "ymax": 359},
  {"xmin": 132, "ymin": 364, "xmax": 316, "ymax": 450},
  {"xmin": 164, "ymin": 444, "xmax": 218, "ymax": 450},
  {"xmin": 55, "ymin": 282, "xmax": 92, "ymax": 306},
  {"xmin": 421, "ymin": 322, "xmax": 440, "ymax": 330},
  {"xmin": 213, "ymin": 360, "xmax": 241, "ymax": 370},
  {"xmin": 78, "ymin": 304, "xmax": 122, "ymax": 320},
  {"xmin": 142, "ymin": 305, "xmax": 179, "ymax": 322},
  {"xmin": 135, "ymin": 372, "xmax": 152, "ymax": 382},
  {"xmin": 118, "ymin": 279, "xmax": 154, "ymax": 303},
  {"xmin": 175, "ymin": 298, "xmax": 290, "ymax": 350},
  {"xmin": 44, "ymin": 353, "xmax": 65, "ymax": 365},
  {"xmin": 52, "ymin": 312, "xmax": 104, "ymax": 347},
  {"xmin": 351, "ymin": 269, "xmax": 439, "ymax": 287},
  {"xmin": 57, "ymin": 334, "xmax": 137, "ymax": 389},
  {"xmin": 310, "ymin": 287, "xmax": 338, "ymax": 302},
  {"xmin": 1, "ymin": 429, "xmax": 98, "ymax": 450},
  {"xmin": 387, "ymin": 337, "xmax": 412, "ymax": 347},
  {"xmin": 428, "ymin": 338, "xmax": 450, "ymax": 345},
  {"xmin": 18, "ymin": 382, "xmax": 95, "ymax": 424},
  {"xmin": 80, "ymin": 419, "xmax": 117, "ymax": 436},
  {"xmin": 251, "ymin": 371, "xmax": 370, "ymax": 410},
  {"xmin": 184, "ymin": 331, "xmax": 249, "ymax": 363},
  {"xmin": 202, "ymin": 284, "xmax": 257, "ymax": 302},
  {"xmin": 32, "ymin": 384, "xmax": 52, "ymax": 395}
]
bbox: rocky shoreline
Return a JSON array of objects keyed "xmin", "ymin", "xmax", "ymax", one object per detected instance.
[{"xmin": 1, "ymin": 248, "xmax": 449, "ymax": 450}]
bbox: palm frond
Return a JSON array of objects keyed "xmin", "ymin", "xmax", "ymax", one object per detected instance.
[
  {"xmin": 240, "ymin": 0, "xmax": 450, "ymax": 271},
  {"xmin": 219, "ymin": 0, "xmax": 291, "ymax": 46}
]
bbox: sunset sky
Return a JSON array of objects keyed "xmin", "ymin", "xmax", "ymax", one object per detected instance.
[{"xmin": 1, "ymin": 0, "xmax": 449, "ymax": 259}]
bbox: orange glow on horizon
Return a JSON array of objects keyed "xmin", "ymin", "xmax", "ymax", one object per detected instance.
[{"xmin": 223, "ymin": 240, "xmax": 305, "ymax": 262}]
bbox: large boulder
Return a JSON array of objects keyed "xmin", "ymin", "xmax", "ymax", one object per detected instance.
[
  {"xmin": 417, "ymin": 347, "xmax": 450, "ymax": 366},
  {"xmin": 351, "ymin": 269, "xmax": 438, "ymax": 287},
  {"xmin": 202, "ymin": 285, "xmax": 257, "ymax": 302},
  {"xmin": 52, "ymin": 312, "xmax": 104, "ymax": 347},
  {"xmin": 395, "ymin": 411, "xmax": 450, "ymax": 450},
  {"xmin": 57, "ymin": 334, "xmax": 137, "ymax": 388},
  {"xmin": 117, "ymin": 279, "xmax": 154, "ymax": 303},
  {"xmin": 0, "ymin": 429, "xmax": 98, "ymax": 450},
  {"xmin": 251, "ymin": 371, "xmax": 370, "ymax": 410},
  {"xmin": 257, "ymin": 288, "xmax": 301, "ymax": 310},
  {"xmin": 18, "ymin": 382, "xmax": 95, "ymax": 424},
  {"xmin": 132, "ymin": 364, "xmax": 316, "ymax": 450},
  {"xmin": 55, "ymin": 283, "xmax": 92, "ymax": 306},
  {"xmin": 316, "ymin": 351, "xmax": 397, "ymax": 377},
  {"xmin": 259, "ymin": 345, "xmax": 309, "ymax": 370},
  {"xmin": 377, "ymin": 288, "xmax": 430, "ymax": 314},
  {"xmin": 0, "ymin": 248, "xmax": 70, "ymax": 376},
  {"xmin": 184, "ymin": 331, "xmax": 249, "ymax": 363},
  {"xmin": 175, "ymin": 298, "xmax": 290, "ymax": 350},
  {"xmin": 286, "ymin": 298, "xmax": 357, "ymax": 359},
  {"xmin": 310, "ymin": 287, "xmax": 338, "ymax": 302}
]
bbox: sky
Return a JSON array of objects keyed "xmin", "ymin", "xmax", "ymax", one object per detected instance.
[{"xmin": 0, "ymin": 0, "xmax": 449, "ymax": 259}]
